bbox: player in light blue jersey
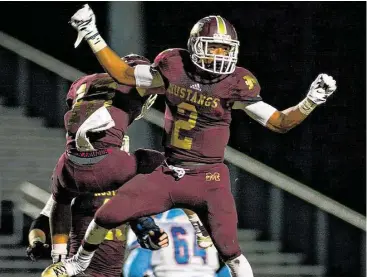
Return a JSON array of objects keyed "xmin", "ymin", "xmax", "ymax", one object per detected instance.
[{"xmin": 124, "ymin": 209, "xmax": 230, "ymax": 277}]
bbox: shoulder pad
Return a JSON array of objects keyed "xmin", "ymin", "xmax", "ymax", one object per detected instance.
[
  {"xmin": 66, "ymin": 74, "xmax": 105, "ymax": 108},
  {"xmin": 234, "ymin": 67, "xmax": 261, "ymax": 92},
  {"xmin": 229, "ymin": 67, "xmax": 261, "ymax": 102},
  {"xmin": 153, "ymin": 48, "xmax": 187, "ymax": 66},
  {"xmin": 66, "ymin": 76, "xmax": 87, "ymax": 107}
]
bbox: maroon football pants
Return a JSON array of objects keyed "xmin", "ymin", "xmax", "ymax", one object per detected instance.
[
  {"xmin": 69, "ymin": 195, "xmax": 125, "ymax": 277},
  {"xmin": 94, "ymin": 162, "xmax": 241, "ymax": 261},
  {"xmin": 52, "ymin": 148, "xmax": 137, "ymax": 204}
]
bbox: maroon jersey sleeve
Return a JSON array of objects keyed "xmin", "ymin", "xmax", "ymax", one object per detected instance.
[
  {"xmin": 153, "ymin": 48, "xmax": 179, "ymax": 73},
  {"xmin": 230, "ymin": 67, "xmax": 262, "ymax": 104}
]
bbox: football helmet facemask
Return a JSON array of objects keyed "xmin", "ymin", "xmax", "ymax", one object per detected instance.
[{"xmin": 187, "ymin": 15, "xmax": 240, "ymax": 75}]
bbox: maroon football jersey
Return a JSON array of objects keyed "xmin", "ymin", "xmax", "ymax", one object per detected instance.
[
  {"xmin": 69, "ymin": 191, "xmax": 126, "ymax": 276},
  {"xmin": 64, "ymin": 73, "xmax": 149, "ymax": 151},
  {"xmin": 151, "ymin": 48, "xmax": 262, "ymax": 163}
]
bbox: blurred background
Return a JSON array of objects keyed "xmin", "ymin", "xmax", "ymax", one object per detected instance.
[{"xmin": 0, "ymin": 2, "xmax": 364, "ymax": 277}]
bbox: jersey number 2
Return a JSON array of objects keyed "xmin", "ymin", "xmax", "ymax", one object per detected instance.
[
  {"xmin": 171, "ymin": 103, "xmax": 197, "ymax": 150},
  {"xmin": 171, "ymin": 226, "xmax": 207, "ymax": 264}
]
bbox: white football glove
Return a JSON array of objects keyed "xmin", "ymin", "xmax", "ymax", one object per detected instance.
[
  {"xmin": 306, "ymin": 73, "xmax": 337, "ymax": 105},
  {"xmin": 70, "ymin": 4, "xmax": 99, "ymax": 48}
]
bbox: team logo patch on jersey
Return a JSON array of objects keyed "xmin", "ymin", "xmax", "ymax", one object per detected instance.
[
  {"xmin": 205, "ymin": 172, "xmax": 221, "ymax": 181},
  {"xmin": 243, "ymin": 75, "xmax": 257, "ymax": 90}
]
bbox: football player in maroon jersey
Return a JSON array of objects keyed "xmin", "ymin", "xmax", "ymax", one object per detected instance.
[
  {"xmin": 42, "ymin": 5, "xmax": 336, "ymax": 277},
  {"xmin": 37, "ymin": 54, "xmax": 169, "ymax": 277}
]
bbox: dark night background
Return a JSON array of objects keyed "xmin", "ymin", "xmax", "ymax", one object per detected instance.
[
  {"xmin": 0, "ymin": 1, "xmax": 363, "ymax": 213},
  {"xmin": 0, "ymin": 2, "xmax": 365, "ymax": 276}
]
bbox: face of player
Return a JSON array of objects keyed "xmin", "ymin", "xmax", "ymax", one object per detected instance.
[
  {"xmin": 202, "ymin": 43, "xmax": 231, "ymax": 65},
  {"xmin": 197, "ymin": 43, "xmax": 233, "ymax": 76}
]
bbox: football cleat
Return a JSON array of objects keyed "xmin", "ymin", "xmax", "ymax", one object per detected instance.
[
  {"xmin": 197, "ymin": 234, "xmax": 214, "ymax": 249},
  {"xmin": 41, "ymin": 262, "xmax": 69, "ymax": 277}
]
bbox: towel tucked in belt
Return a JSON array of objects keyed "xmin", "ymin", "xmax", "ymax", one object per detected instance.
[{"xmin": 75, "ymin": 106, "xmax": 115, "ymax": 151}]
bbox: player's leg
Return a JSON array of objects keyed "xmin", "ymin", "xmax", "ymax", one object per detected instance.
[
  {"xmin": 69, "ymin": 195, "xmax": 125, "ymax": 277},
  {"xmin": 195, "ymin": 164, "xmax": 254, "ymax": 277},
  {"xmin": 80, "ymin": 168, "xmax": 172, "ymax": 271},
  {"xmin": 70, "ymin": 148, "xmax": 164, "ymax": 194},
  {"xmin": 197, "ymin": 195, "xmax": 253, "ymax": 277},
  {"xmin": 42, "ymin": 167, "xmax": 173, "ymax": 277},
  {"xmin": 50, "ymin": 154, "xmax": 78, "ymax": 263},
  {"xmin": 94, "ymin": 167, "xmax": 172, "ymax": 228},
  {"xmin": 69, "ymin": 148, "xmax": 138, "ymax": 194}
]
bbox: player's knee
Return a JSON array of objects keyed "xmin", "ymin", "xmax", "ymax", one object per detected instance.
[
  {"xmin": 214, "ymin": 234, "xmax": 241, "ymax": 261},
  {"xmin": 94, "ymin": 208, "xmax": 122, "ymax": 229}
]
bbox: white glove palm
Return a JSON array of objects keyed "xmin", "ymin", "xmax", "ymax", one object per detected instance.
[
  {"xmin": 70, "ymin": 4, "xmax": 99, "ymax": 48},
  {"xmin": 306, "ymin": 73, "xmax": 337, "ymax": 105}
]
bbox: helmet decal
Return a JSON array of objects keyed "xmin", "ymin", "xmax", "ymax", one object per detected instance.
[
  {"xmin": 215, "ymin": 16, "xmax": 227, "ymax": 35},
  {"xmin": 190, "ymin": 21, "xmax": 205, "ymax": 36}
]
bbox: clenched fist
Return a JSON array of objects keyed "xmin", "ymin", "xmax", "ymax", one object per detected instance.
[
  {"xmin": 307, "ymin": 73, "xmax": 337, "ymax": 105},
  {"xmin": 70, "ymin": 4, "xmax": 99, "ymax": 48}
]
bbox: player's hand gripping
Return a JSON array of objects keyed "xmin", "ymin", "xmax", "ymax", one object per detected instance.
[
  {"xmin": 26, "ymin": 241, "xmax": 49, "ymax": 261},
  {"xmin": 306, "ymin": 73, "xmax": 337, "ymax": 105},
  {"xmin": 131, "ymin": 217, "xmax": 169, "ymax": 250},
  {"xmin": 70, "ymin": 4, "xmax": 99, "ymax": 48},
  {"xmin": 139, "ymin": 228, "xmax": 169, "ymax": 250}
]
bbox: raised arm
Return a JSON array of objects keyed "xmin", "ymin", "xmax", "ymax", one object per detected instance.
[
  {"xmin": 233, "ymin": 74, "xmax": 337, "ymax": 133},
  {"xmin": 70, "ymin": 5, "xmax": 163, "ymax": 89},
  {"xmin": 93, "ymin": 47, "xmax": 136, "ymax": 86}
]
